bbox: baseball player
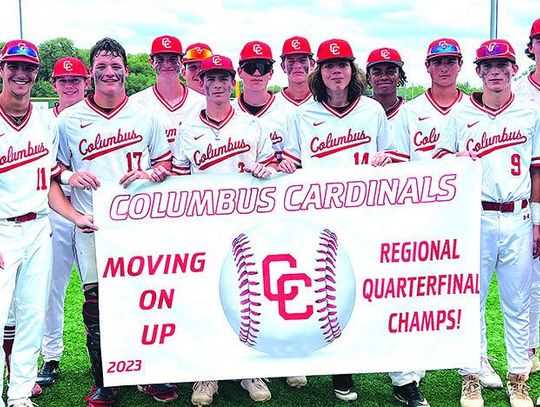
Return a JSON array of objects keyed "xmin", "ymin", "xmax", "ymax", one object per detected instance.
[
  {"xmin": 131, "ymin": 35, "xmax": 205, "ymax": 145},
  {"xmin": 515, "ymin": 18, "xmax": 540, "ymax": 380},
  {"xmin": 232, "ymin": 40, "xmax": 291, "ymax": 160},
  {"xmin": 275, "ymin": 36, "xmax": 315, "ymax": 107},
  {"xmin": 171, "ymin": 54, "xmax": 275, "ymax": 406},
  {"xmin": 278, "ymin": 38, "xmax": 393, "ymax": 402},
  {"xmin": 182, "ymin": 42, "xmax": 213, "ymax": 94},
  {"xmin": 0, "ymin": 40, "xmax": 95, "ymax": 407},
  {"xmin": 366, "ymin": 47, "xmax": 429, "ymax": 407},
  {"xmin": 56, "ymin": 37, "xmax": 173, "ymax": 406},
  {"xmin": 434, "ymin": 39, "xmax": 540, "ymax": 407},
  {"xmin": 34, "ymin": 57, "xmax": 90, "ymax": 388}
]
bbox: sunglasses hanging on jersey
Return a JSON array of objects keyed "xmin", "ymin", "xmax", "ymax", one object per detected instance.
[{"xmin": 241, "ymin": 61, "xmax": 273, "ymax": 75}]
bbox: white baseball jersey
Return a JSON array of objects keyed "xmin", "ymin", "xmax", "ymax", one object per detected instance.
[
  {"xmin": 232, "ymin": 92, "xmax": 289, "ymax": 155},
  {"xmin": 130, "ymin": 84, "xmax": 205, "ymax": 144},
  {"xmin": 514, "ymin": 72, "xmax": 540, "ymax": 105},
  {"xmin": 282, "ymin": 97, "xmax": 391, "ymax": 168},
  {"xmin": 381, "ymin": 97, "xmax": 410, "ymax": 163},
  {"xmin": 393, "ymin": 89, "xmax": 465, "ymax": 161},
  {"xmin": 57, "ymin": 96, "xmax": 171, "ymax": 214},
  {"xmin": 435, "ymin": 93, "xmax": 540, "ymax": 202},
  {"xmin": 274, "ymin": 89, "xmax": 312, "ymax": 107},
  {"xmin": 172, "ymin": 107, "xmax": 275, "ymax": 175},
  {"xmin": 0, "ymin": 104, "xmax": 60, "ymax": 218}
]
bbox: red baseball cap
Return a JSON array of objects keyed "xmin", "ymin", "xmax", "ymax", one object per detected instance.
[
  {"xmin": 183, "ymin": 43, "xmax": 213, "ymax": 63},
  {"xmin": 52, "ymin": 57, "xmax": 88, "ymax": 78},
  {"xmin": 474, "ymin": 39, "xmax": 516, "ymax": 64},
  {"xmin": 1, "ymin": 39, "xmax": 40, "ymax": 65},
  {"xmin": 426, "ymin": 38, "xmax": 462, "ymax": 60},
  {"xmin": 316, "ymin": 39, "xmax": 355, "ymax": 63},
  {"xmin": 531, "ymin": 18, "xmax": 540, "ymax": 38},
  {"xmin": 239, "ymin": 41, "xmax": 275, "ymax": 63},
  {"xmin": 366, "ymin": 47, "xmax": 404, "ymax": 69},
  {"xmin": 199, "ymin": 55, "xmax": 236, "ymax": 78},
  {"xmin": 150, "ymin": 35, "xmax": 183, "ymax": 56},
  {"xmin": 281, "ymin": 36, "xmax": 313, "ymax": 58}
]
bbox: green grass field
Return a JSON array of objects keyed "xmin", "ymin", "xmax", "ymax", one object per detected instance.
[{"xmin": 6, "ymin": 271, "xmax": 540, "ymax": 407}]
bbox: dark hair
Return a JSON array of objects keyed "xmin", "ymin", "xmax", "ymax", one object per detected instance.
[
  {"xmin": 525, "ymin": 38, "xmax": 535, "ymax": 60},
  {"xmin": 90, "ymin": 37, "xmax": 128, "ymax": 67},
  {"xmin": 308, "ymin": 60, "xmax": 367, "ymax": 104},
  {"xmin": 366, "ymin": 65, "xmax": 407, "ymax": 88}
]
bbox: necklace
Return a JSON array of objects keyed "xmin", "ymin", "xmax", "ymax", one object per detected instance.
[{"xmin": 205, "ymin": 110, "xmax": 221, "ymax": 140}]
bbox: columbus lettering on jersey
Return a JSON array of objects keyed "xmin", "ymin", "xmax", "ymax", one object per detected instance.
[
  {"xmin": 79, "ymin": 129, "xmax": 144, "ymax": 160},
  {"xmin": 413, "ymin": 127, "xmax": 440, "ymax": 152},
  {"xmin": 0, "ymin": 141, "xmax": 49, "ymax": 173},
  {"xmin": 465, "ymin": 128, "xmax": 527, "ymax": 157},
  {"xmin": 269, "ymin": 130, "xmax": 283, "ymax": 145},
  {"xmin": 194, "ymin": 137, "xmax": 251, "ymax": 170},
  {"xmin": 310, "ymin": 128, "xmax": 372, "ymax": 158}
]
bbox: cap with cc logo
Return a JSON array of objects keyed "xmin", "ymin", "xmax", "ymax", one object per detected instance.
[
  {"xmin": 199, "ymin": 55, "xmax": 236, "ymax": 77},
  {"xmin": 474, "ymin": 38, "xmax": 516, "ymax": 64},
  {"xmin": 150, "ymin": 35, "xmax": 183, "ymax": 56},
  {"xmin": 281, "ymin": 36, "xmax": 313, "ymax": 58},
  {"xmin": 425, "ymin": 38, "xmax": 462, "ymax": 60},
  {"xmin": 53, "ymin": 57, "xmax": 89, "ymax": 78},
  {"xmin": 183, "ymin": 43, "xmax": 213, "ymax": 63},
  {"xmin": 316, "ymin": 39, "xmax": 355, "ymax": 63},
  {"xmin": 239, "ymin": 41, "xmax": 275, "ymax": 63},
  {"xmin": 366, "ymin": 47, "xmax": 404, "ymax": 69}
]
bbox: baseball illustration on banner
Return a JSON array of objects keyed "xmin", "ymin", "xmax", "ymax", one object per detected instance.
[{"xmin": 219, "ymin": 218, "xmax": 356, "ymax": 356}]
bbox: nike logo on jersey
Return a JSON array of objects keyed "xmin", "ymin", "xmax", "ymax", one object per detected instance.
[
  {"xmin": 418, "ymin": 116, "xmax": 430, "ymax": 121},
  {"xmin": 194, "ymin": 134, "xmax": 205, "ymax": 141},
  {"xmin": 80, "ymin": 122, "xmax": 93, "ymax": 129},
  {"xmin": 467, "ymin": 121, "xmax": 480, "ymax": 128},
  {"xmin": 0, "ymin": 133, "xmax": 5, "ymax": 138},
  {"xmin": 313, "ymin": 121, "xmax": 325, "ymax": 127}
]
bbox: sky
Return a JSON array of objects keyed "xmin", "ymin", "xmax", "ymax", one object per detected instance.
[{"xmin": 2, "ymin": 0, "xmax": 538, "ymax": 88}]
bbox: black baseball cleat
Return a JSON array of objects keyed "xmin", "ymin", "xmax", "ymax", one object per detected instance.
[
  {"xmin": 36, "ymin": 360, "xmax": 60, "ymax": 386},
  {"xmin": 393, "ymin": 381, "xmax": 430, "ymax": 407},
  {"xmin": 86, "ymin": 385, "xmax": 118, "ymax": 407},
  {"xmin": 332, "ymin": 374, "xmax": 358, "ymax": 402}
]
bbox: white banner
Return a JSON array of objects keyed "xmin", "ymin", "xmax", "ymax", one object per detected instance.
[{"xmin": 94, "ymin": 158, "xmax": 482, "ymax": 386}]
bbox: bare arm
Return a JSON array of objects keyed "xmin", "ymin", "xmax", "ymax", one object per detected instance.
[{"xmin": 48, "ymin": 180, "xmax": 98, "ymax": 233}]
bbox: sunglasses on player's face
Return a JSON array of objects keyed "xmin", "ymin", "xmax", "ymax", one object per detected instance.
[{"xmin": 241, "ymin": 61, "xmax": 273, "ymax": 76}]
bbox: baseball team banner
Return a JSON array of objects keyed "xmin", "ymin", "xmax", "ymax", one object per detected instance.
[{"xmin": 94, "ymin": 159, "xmax": 482, "ymax": 386}]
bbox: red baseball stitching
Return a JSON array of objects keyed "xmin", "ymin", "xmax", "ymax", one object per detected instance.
[
  {"xmin": 314, "ymin": 228, "xmax": 343, "ymax": 342},
  {"xmin": 231, "ymin": 233, "xmax": 260, "ymax": 346}
]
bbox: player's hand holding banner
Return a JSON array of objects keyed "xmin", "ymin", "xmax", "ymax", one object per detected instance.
[{"xmin": 94, "ymin": 158, "xmax": 481, "ymax": 386}]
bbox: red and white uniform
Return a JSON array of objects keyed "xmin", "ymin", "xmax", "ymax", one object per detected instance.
[
  {"xmin": 436, "ymin": 93, "xmax": 540, "ymax": 375},
  {"xmin": 0, "ymin": 105, "xmax": 60, "ymax": 404},
  {"xmin": 515, "ymin": 72, "xmax": 540, "ymax": 105},
  {"xmin": 130, "ymin": 84, "xmax": 205, "ymax": 144},
  {"xmin": 172, "ymin": 108, "xmax": 275, "ymax": 175},
  {"xmin": 232, "ymin": 92, "xmax": 290, "ymax": 158},
  {"xmin": 392, "ymin": 89, "xmax": 464, "ymax": 161},
  {"xmin": 515, "ymin": 72, "xmax": 540, "ymax": 352},
  {"xmin": 274, "ymin": 89, "xmax": 312, "ymax": 108},
  {"xmin": 282, "ymin": 96, "xmax": 391, "ymax": 168},
  {"xmin": 57, "ymin": 96, "xmax": 171, "ymax": 285}
]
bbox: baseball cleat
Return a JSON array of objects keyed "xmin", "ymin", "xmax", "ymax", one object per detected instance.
[
  {"xmin": 240, "ymin": 378, "xmax": 271, "ymax": 402},
  {"xmin": 506, "ymin": 373, "xmax": 533, "ymax": 407},
  {"xmin": 460, "ymin": 375, "xmax": 483, "ymax": 407},
  {"xmin": 332, "ymin": 374, "xmax": 358, "ymax": 402},
  {"xmin": 191, "ymin": 381, "xmax": 218, "ymax": 406},
  {"xmin": 393, "ymin": 381, "xmax": 430, "ymax": 406},
  {"xmin": 85, "ymin": 385, "xmax": 118, "ymax": 406},
  {"xmin": 285, "ymin": 376, "xmax": 307, "ymax": 388},
  {"xmin": 479, "ymin": 357, "xmax": 503, "ymax": 388},
  {"xmin": 137, "ymin": 383, "xmax": 178, "ymax": 403},
  {"xmin": 31, "ymin": 382, "xmax": 43, "ymax": 398},
  {"xmin": 36, "ymin": 360, "xmax": 60, "ymax": 386}
]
